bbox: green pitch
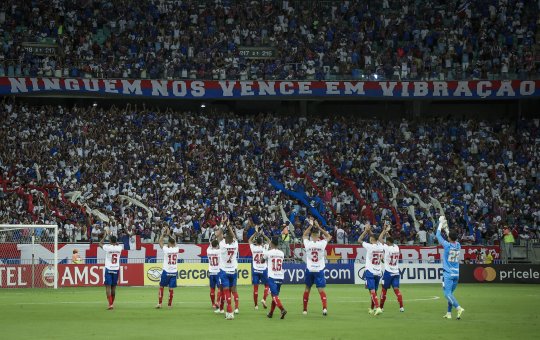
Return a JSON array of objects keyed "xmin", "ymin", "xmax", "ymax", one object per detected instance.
[{"xmin": 0, "ymin": 284, "xmax": 538, "ymax": 340}]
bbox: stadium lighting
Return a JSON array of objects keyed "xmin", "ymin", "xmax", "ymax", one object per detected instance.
[
  {"xmin": 200, "ymin": 103, "xmax": 206, "ymax": 108},
  {"xmin": 92, "ymin": 102, "xmax": 98, "ymax": 107}
]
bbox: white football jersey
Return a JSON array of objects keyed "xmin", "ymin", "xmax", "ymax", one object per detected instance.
[
  {"xmin": 207, "ymin": 247, "xmax": 221, "ymax": 274},
  {"xmin": 219, "ymin": 239, "xmax": 238, "ymax": 273},
  {"xmin": 265, "ymin": 248, "xmax": 285, "ymax": 280},
  {"xmin": 162, "ymin": 245, "xmax": 179, "ymax": 273},
  {"xmin": 103, "ymin": 244, "xmax": 123, "ymax": 270},
  {"xmin": 303, "ymin": 239, "xmax": 327, "ymax": 272},
  {"xmin": 363, "ymin": 242, "xmax": 384, "ymax": 276},
  {"xmin": 250, "ymin": 243, "xmax": 268, "ymax": 271},
  {"xmin": 382, "ymin": 244, "xmax": 400, "ymax": 274}
]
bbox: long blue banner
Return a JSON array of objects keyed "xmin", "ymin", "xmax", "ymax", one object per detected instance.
[{"xmin": 1, "ymin": 77, "xmax": 539, "ymax": 99}]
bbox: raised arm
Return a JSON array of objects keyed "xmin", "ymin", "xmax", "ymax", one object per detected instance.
[
  {"xmin": 436, "ymin": 216, "xmax": 449, "ymax": 247},
  {"xmin": 316, "ymin": 221, "xmax": 332, "ymax": 242},
  {"xmin": 159, "ymin": 226, "xmax": 169, "ymax": 248},
  {"xmin": 378, "ymin": 223, "xmax": 390, "ymax": 243},
  {"xmin": 226, "ymin": 219, "xmax": 236, "ymax": 240},
  {"xmin": 248, "ymin": 229, "xmax": 258, "ymax": 245},
  {"xmin": 303, "ymin": 217, "xmax": 314, "ymax": 240},
  {"xmin": 358, "ymin": 223, "xmax": 371, "ymax": 244},
  {"xmin": 261, "ymin": 229, "xmax": 271, "ymax": 244},
  {"xmin": 98, "ymin": 228, "xmax": 108, "ymax": 249}
]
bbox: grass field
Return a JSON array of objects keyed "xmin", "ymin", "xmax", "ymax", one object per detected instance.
[{"xmin": 0, "ymin": 284, "xmax": 538, "ymax": 340}]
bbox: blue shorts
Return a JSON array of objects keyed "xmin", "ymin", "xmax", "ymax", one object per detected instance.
[
  {"xmin": 267, "ymin": 277, "xmax": 282, "ymax": 296},
  {"xmin": 304, "ymin": 270, "xmax": 326, "ymax": 288},
  {"xmin": 104, "ymin": 268, "xmax": 119, "ymax": 286},
  {"xmin": 252, "ymin": 269, "xmax": 268, "ymax": 285},
  {"xmin": 363, "ymin": 270, "xmax": 381, "ymax": 291},
  {"xmin": 442, "ymin": 275, "xmax": 459, "ymax": 295},
  {"xmin": 209, "ymin": 274, "xmax": 220, "ymax": 289},
  {"xmin": 160, "ymin": 271, "xmax": 178, "ymax": 288},
  {"xmin": 219, "ymin": 270, "xmax": 237, "ymax": 288},
  {"xmin": 382, "ymin": 270, "xmax": 400, "ymax": 289}
]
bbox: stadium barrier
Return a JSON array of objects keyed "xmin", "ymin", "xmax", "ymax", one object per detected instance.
[
  {"xmin": 0, "ymin": 243, "xmax": 501, "ymax": 264},
  {"xmin": 460, "ymin": 264, "xmax": 540, "ymax": 284}
]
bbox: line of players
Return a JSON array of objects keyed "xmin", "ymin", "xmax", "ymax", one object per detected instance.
[{"xmin": 98, "ymin": 215, "xmax": 464, "ymax": 320}]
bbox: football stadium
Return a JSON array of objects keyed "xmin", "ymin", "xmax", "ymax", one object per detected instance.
[{"xmin": 1, "ymin": 0, "xmax": 540, "ymax": 339}]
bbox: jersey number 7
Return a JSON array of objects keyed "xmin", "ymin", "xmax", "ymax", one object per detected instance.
[{"xmin": 227, "ymin": 250, "xmax": 235, "ymax": 263}]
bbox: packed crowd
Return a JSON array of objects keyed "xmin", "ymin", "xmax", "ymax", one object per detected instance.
[
  {"xmin": 1, "ymin": 99, "xmax": 539, "ymax": 246},
  {"xmin": 0, "ymin": 0, "xmax": 539, "ymax": 81}
]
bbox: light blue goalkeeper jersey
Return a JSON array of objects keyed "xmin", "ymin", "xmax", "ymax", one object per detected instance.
[{"xmin": 436, "ymin": 229, "xmax": 461, "ymax": 277}]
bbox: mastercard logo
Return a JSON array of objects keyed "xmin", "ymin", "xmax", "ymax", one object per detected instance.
[{"xmin": 474, "ymin": 267, "xmax": 497, "ymax": 282}]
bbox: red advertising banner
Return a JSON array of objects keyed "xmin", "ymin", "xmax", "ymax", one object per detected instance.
[
  {"xmin": 58, "ymin": 264, "xmax": 144, "ymax": 287},
  {"xmin": 0, "ymin": 263, "xmax": 144, "ymax": 288},
  {"xmin": 0, "ymin": 264, "xmax": 54, "ymax": 288}
]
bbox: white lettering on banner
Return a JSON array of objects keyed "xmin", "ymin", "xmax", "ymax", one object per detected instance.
[
  {"xmin": 333, "ymin": 247, "xmax": 354, "ymax": 260},
  {"xmin": 65, "ymin": 78, "xmax": 80, "ymax": 91},
  {"xmin": 103, "ymin": 79, "xmax": 118, "ymax": 93},
  {"xmin": 219, "ymin": 81, "xmax": 235, "ymax": 96},
  {"xmin": 82, "ymin": 79, "xmax": 99, "ymax": 91},
  {"xmin": 43, "ymin": 78, "xmax": 61, "ymax": 90},
  {"xmin": 477, "ymin": 81, "xmax": 492, "ymax": 98},
  {"xmin": 454, "ymin": 81, "xmax": 473, "ymax": 97},
  {"xmin": 380, "ymin": 81, "xmax": 397, "ymax": 96},
  {"xmin": 499, "ymin": 268, "xmax": 540, "ymax": 281},
  {"xmin": 326, "ymin": 82, "xmax": 340, "ymax": 94},
  {"xmin": 60, "ymin": 265, "xmax": 130, "ymax": 286},
  {"xmin": 3, "ymin": 78, "xmax": 539, "ymax": 98},
  {"xmin": 191, "ymin": 81, "xmax": 205, "ymax": 97},
  {"xmin": 240, "ymin": 81, "xmax": 255, "ymax": 96},
  {"xmin": 418, "ymin": 248, "xmax": 441, "ymax": 261},
  {"xmin": 121, "ymin": 79, "xmax": 142, "ymax": 95},
  {"xmin": 433, "ymin": 82, "xmax": 448, "ymax": 96},
  {"xmin": 9, "ymin": 78, "xmax": 29, "ymax": 93},
  {"xmin": 344, "ymin": 82, "xmax": 365, "ymax": 95},
  {"xmin": 259, "ymin": 81, "xmax": 276, "ymax": 95},
  {"xmin": 414, "ymin": 82, "xmax": 429, "ymax": 96},
  {"xmin": 520, "ymin": 81, "xmax": 535, "ymax": 95},
  {"xmin": 30, "ymin": 78, "xmax": 40, "ymax": 92},
  {"xmin": 353, "ymin": 263, "xmax": 443, "ymax": 284},
  {"xmin": 172, "ymin": 81, "xmax": 187, "ymax": 96},
  {"xmin": 151, "ymin": 80, "xmax": 169, "ymax": 96},
  {"xmin": 496, "ymin": 81, "xmax": 515, "ymax": 96},
  {"xmin": 0, "ymin": 267, "xmax": 28, "ymax": 287},
  {"xmin": 299, "ymin": 82, "xmax": 312, "ymax": 94},
  {"xmin": 400, "ymin": 82, "xmax": 410, "ymax": 97},
  {"xmin": 18, "ymin": 244, "xmax": 92, "ymax": 263},
  {"xmin": 279, "ymin": 82, "xmax": 294, "ymax": 95}
]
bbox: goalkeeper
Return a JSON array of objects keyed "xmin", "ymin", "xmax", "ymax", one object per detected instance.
[{"xmin": 436, "ymin": 216, "xmax": 465, "ymax": 320}]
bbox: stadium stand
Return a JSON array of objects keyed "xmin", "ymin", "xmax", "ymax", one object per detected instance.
[
  {"xmin": 0, "ymin": 0, "xmax": 538, "ymax": 81},
  {"xmin": 0, "ymin": 100, "xmax": 539, "ymax": 245}
]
